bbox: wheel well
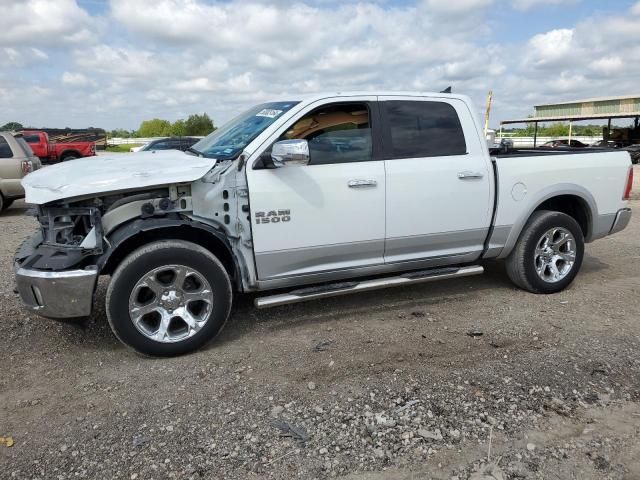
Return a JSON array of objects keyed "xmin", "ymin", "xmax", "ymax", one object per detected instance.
[
  {"xmin": 534, "ymin": 195, "xmax": 591, "ymax": 237},
  {"xmin": 60, "ymin": 150, "xmax": 81, "ymax": 159},
  {"xmin": 101, "ymin": 225, "xmax": 239, "ymax": 287}
]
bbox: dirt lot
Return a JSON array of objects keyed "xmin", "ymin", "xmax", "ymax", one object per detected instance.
[{"xmin": 1, "ymin": 168, "xmax": 639, "ymax": 480}]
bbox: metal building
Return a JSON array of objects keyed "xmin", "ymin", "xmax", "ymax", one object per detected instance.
[{"xmin": 500, "ymin": 95, "xmax": 640, "ymax": 147}]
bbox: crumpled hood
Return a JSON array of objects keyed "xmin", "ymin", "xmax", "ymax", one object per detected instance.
[{"xmin": 22, "ymin": 151, "xmax": 217, "ymax": 204}]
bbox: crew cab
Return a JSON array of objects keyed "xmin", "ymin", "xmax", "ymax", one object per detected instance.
[
  {"xmin": 15, "ymin": 92, "xmax": 633, "ymax": 356},
  {"xmin": 22, "ymin": 130, "xmax": 96, "ymax": 163},
  {"xmin": 0, "ymin": 131, "xmax": 41, "ymax": 213}
]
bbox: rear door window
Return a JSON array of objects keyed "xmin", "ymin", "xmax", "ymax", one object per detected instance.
[{"xmin": 382, "ymin": 100, "xmax": 467, "ymax": 158}]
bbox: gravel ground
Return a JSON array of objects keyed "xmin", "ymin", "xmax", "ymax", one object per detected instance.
[{"xmin": 1, "ymin": 167, "xmax": 639, "ymax": 480}]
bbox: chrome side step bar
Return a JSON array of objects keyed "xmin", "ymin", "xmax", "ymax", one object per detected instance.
[{"xmin": 255, "ymin": 265, "xmax": 484, "ymax": 309}]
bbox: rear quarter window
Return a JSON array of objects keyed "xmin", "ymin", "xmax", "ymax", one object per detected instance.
[
  {"xmin": 383, "ymin": 100, "xmax": 467, "ymax": 158},
  {"xmin": 16, "ymin": 137, "xmax": 34, "ymax": 156}
]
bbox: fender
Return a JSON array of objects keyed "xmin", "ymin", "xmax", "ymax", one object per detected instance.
[
  {"xmin": 496, "ymin": 183, "xmax": 598, "ymax": 260},
  {"xmin": 97, "ymin": 216, "xmax": 242, "ymax": 289}
]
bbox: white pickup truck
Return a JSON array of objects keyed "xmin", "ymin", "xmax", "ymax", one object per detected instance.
[{"xmin": 15, "ymin": 92, "xmax": 633, "ymax": 356}]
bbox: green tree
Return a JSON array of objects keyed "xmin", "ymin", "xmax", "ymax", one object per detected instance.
[
  {"xmin": 184, "ymin": 113, "xmax": 215, "ymax": 136},
  {"xmin": 545, "ymin": 122, "xmax": 569, "ymax": 137},
  {"xmin": 171, "ymin": 119, "xmax": 187, "ymax": 136},
  {"xmin": 137, "ymin": 118, "xmax": 172, "ymax": 137},
  {"xmin": 109, "ymin": 128, "xmax": 132, "ymax": 138},
  {"xmin": 1, "ymin": 121, "xmax": 23, "ymax": 131}
]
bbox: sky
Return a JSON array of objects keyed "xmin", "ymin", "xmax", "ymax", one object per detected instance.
[{"xmin": 1, "ymin": 0, "xmax": 639, "ymax": 131}]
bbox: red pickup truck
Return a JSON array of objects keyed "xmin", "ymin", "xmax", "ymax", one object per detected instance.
[{"xmin": 22, "ymin": 130, "xmax": 96, "ymax": 163}]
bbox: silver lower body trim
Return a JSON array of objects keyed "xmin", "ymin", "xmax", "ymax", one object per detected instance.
[
  {"xmin": 609, "ymin": 208, "xmax": 632, "ymax": 235},
  {"xmin": 255, "ymin": 265, "xmax": 484, "ymax": 308},
  {"xmin": 384, "ymin": 228, "xmax": 489, "ymax": 263},
  {"xmin": 254, "ymin": 251, "xmax": 480, "ymax": 290},
  {"xmin": 255, "ymin": 239, "xmax": 384, "ymax": 280},
  {"xmin": 15, "ymin": 265, "xmax": 98, "ymax": 318}
]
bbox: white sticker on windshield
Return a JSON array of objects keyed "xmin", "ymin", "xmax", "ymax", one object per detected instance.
[{"xmin": 256, "ymin": 109, "xmax": 283, "ymax": 118}]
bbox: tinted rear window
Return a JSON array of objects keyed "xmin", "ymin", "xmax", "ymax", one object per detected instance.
[
  {"xmin": 23, "ymin": 134, "xmax": 40, "ymax": 143},
  {"xmin": 383, "ymin": 100, "xmax": 466, "ymax": 158}
]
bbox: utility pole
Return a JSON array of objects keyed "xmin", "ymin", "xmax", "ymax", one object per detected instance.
[{"xmin": 484, "ymin": 90, "xmax": 493, "ymax": 137}]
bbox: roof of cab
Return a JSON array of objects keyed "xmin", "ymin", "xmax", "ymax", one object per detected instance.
[{"xmin": 277, "ymin": 91, "xmax": 471, "ymax": 105}]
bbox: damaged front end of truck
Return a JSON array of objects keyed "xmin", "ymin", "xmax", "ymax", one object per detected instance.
[{"xmin": 14, "ymin": 151, "xmax": 256, "ymax": 319}]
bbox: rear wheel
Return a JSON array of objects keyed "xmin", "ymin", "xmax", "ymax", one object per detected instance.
[
  {"xmin": 506, "ymin": 210, "xmax": 584, "ymax": 294},
  {"xmin": 0, "ymin": 194, "xmax": 12, "ymax": 212},
  {"xmin": 106, "ymin": 240, "xmax": 232, "ymax": 356},
  {"xmin": 61, "ymin": 154, "xmax": 78, "ymax": 161}
]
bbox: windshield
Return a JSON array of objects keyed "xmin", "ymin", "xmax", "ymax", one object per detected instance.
[{"xmin": 191, "ymin": 101, "xmax": 299, "ymax": 159}]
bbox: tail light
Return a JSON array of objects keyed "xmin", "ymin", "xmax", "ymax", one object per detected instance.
[
  {"xmin": 623, "ymin": 166, "xmax": 634, "ymax": 200},
  {"xmin": 21, "ymin": 160, "xmax": 33, "ymax": 175}
]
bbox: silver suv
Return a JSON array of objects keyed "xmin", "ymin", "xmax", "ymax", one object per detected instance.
[{"xmin": 0, "ymin": 131, "xmax": 41, "ymax": 212}]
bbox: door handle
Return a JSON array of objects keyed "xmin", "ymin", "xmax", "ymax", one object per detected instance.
[
  {"xmin": 348, "ymin": 179, "xmax": 378, "ymax": 188},
  {"xmin": 457, "ymin": 171, "xmax": 484, "ymax": 180}
]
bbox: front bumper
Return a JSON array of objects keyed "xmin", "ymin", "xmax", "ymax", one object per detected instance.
[
  {"xmin": 609, "ymin": 208, "xmax": 632, "ymax": 235},
  {"xmin": 15, "ymin": 265, "xmax": 98, "ymax": 318}
]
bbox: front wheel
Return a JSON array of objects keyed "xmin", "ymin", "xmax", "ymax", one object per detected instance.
[
  {"xmin": 106, "ymin": 240, "xmax": 232, "ymax": 356},
  {"xmin": 505, "ymin": 210, "xmax": 584, "ymax": 294}
]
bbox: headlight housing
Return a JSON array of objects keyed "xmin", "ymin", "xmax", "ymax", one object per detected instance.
[{"xmin": 39, "ymin": 206, "xmax": 103, "ymax": 251}]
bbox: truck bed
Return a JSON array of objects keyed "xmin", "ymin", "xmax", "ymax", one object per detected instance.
[
  {"xmin": 487, "ymin": 149, "xmax": 631, "ymax": 260},
  {"xmin": 491, "ymin": 147, "xmax": 621, "ymax": 158}
]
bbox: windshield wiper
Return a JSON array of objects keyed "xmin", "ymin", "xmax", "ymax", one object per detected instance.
[{"xmin": 185, "ymin": 147, "xmax": 202, "ymax": 157}]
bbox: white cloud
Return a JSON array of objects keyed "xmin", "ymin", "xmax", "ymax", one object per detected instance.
[
  {"xmin": 0, "ymin": 0, "xmax": 93, "ymax": 46},
  {"xmin": 313, "ymin": 45, "xmax": 383, "ymax": 71},
  {"xmin": 2, "ymin": 0, "xmax": 640, "ymax": 130},
  {"xmin": 526, "ymin": 29, "xmax": 575, "ymax": 66},
  {"xmin": 589, "ymin": 56, "xmax": 624, "ymax": 76},
  {"xmin": 75, "ymin": 45, "xmax": 160, "ymax": 78},
  {"xmin": 62, "ymin": 72, "xmax": 96, "ymax": 87},
  {"xmin": 422, "ymin": 0, "xmax": 494, "ymax": 13},
  {"xmin": 3, "ymin": 47, "xmax": 48, "ymax": 66},
  {"xmin": 174, "ymin": 73, "xmax": 253, "ymax": 94},
  {"xmin": 512, "ymin": 0, "xmax": 579, "ymax": 11}
]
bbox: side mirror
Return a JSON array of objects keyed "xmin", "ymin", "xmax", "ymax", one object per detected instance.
[{"xmin": 271, "ymin": 139, "xmax": 310, "ymax": 167}]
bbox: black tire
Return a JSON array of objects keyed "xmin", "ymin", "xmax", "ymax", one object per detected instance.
[
  {"xmin": 0, "ymin": 194, "xmax": 11, "ymax": 212},
  {"xmin": 61, "ymin": 154, "xmax": 78, "ymax": 162},
  {"xmin": 505, "ymin": 210, "xmax": 584, "ymax": 294},
  {"xmin": 106, "ymin": 240, "xmax": 232, "ymax": 356}
]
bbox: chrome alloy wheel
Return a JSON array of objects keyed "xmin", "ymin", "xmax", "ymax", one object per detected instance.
[
  {"xmin": 534, "ymin": 227, "xmax": 577, "ymax": 283},
  {"xmin": 128, "ymin": 265, "xmax": 214, "ymax": 343}
]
